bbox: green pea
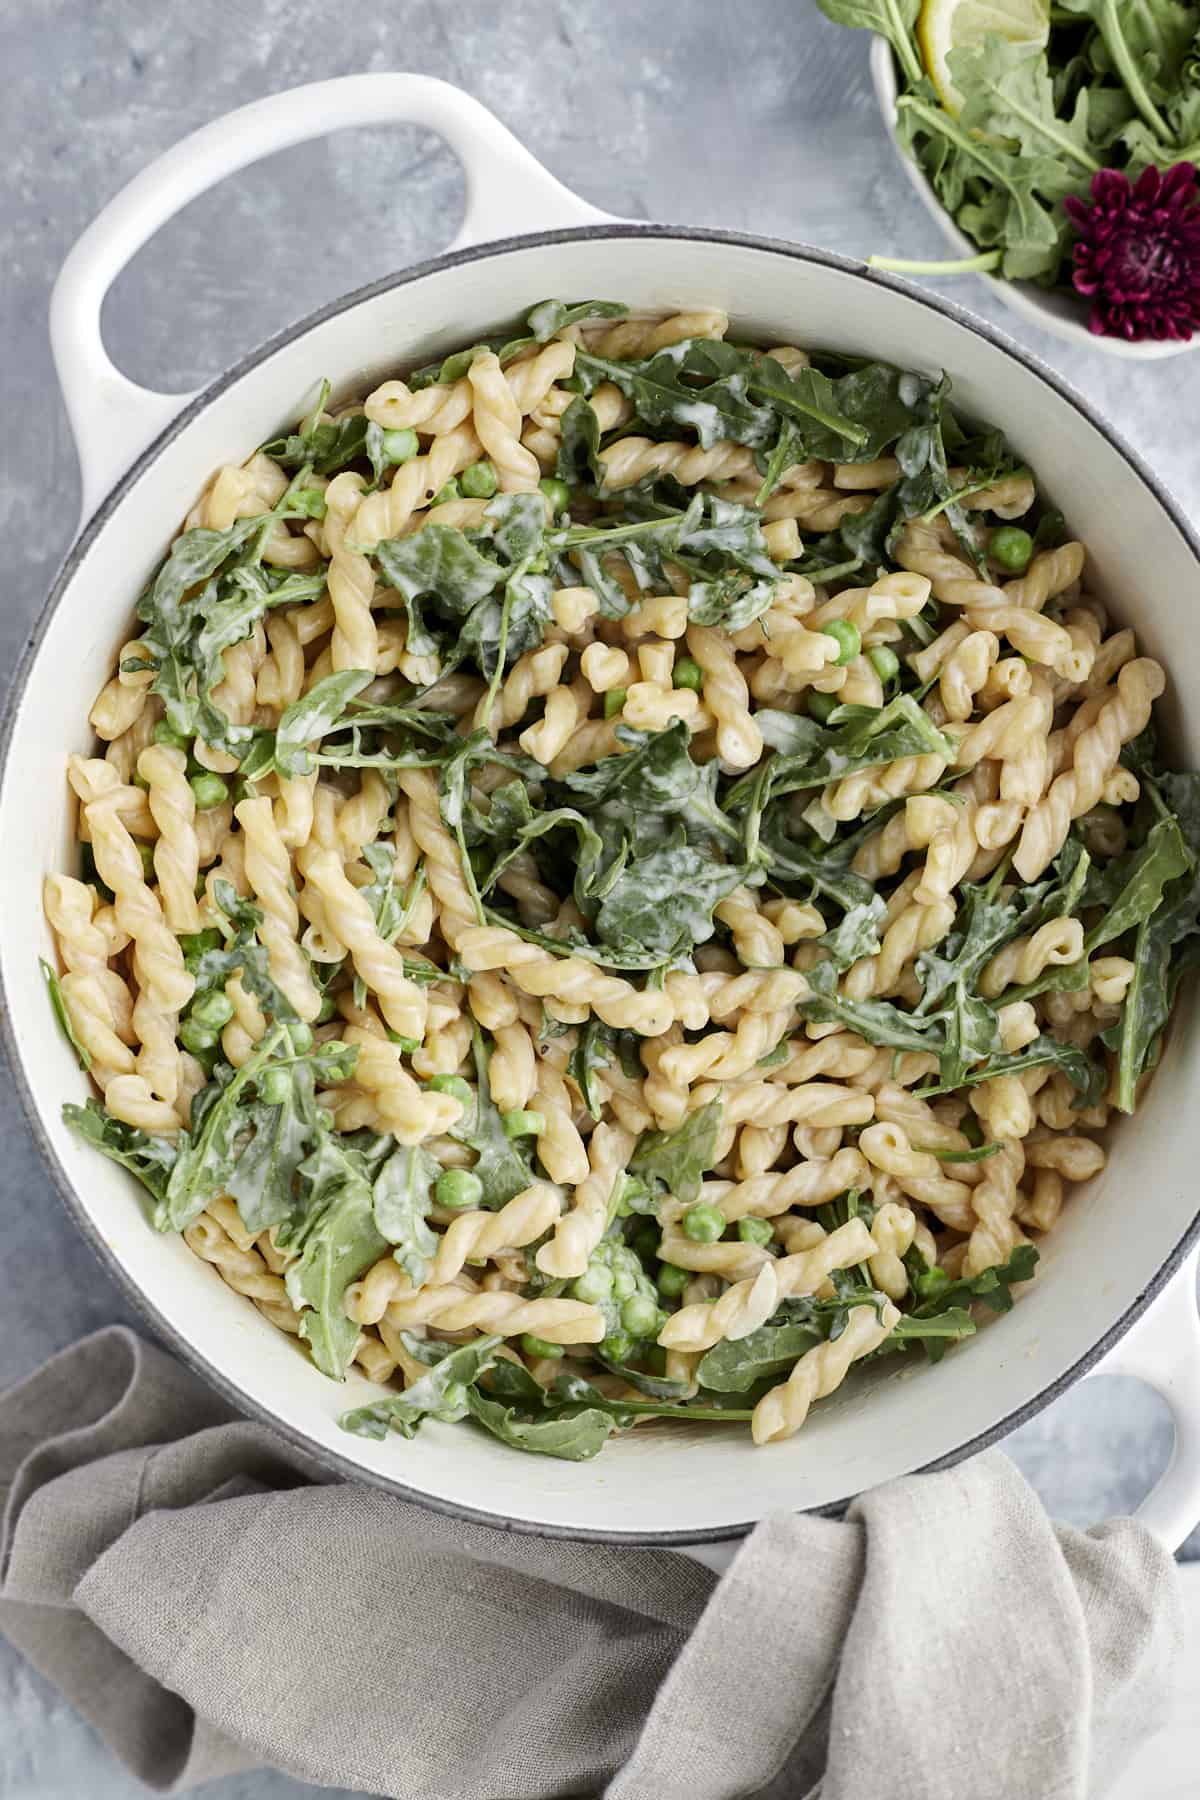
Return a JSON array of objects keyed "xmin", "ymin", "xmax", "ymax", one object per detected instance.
[
  {"xmin": 502, "ymin": 1108, "xmax": 546, "ymax": 1138},
  {"xmin": 631, "ymin": 1221, "xmax": 660, "ymax": 1263},
  {"xmin": 672, "ymin": 656, "xmax": 704, "ymax": 692},
  {"xmin": 286, "ymin": 1021, "xmax": 314, "ymax": 1054},
  {"xmin": 736, "ymin": 1216, "xmax": 774, "ymax": 1247},
  {"xmin": 539, "ymin": 476, "xmax": 570, "ymax": 516},
  {"xmin": 520, "ymin": 1332, "xmax": 564, "ymax": 1360},
  {"xmin": 621, "ymin": 1293, "xmax": 660, "ymax": 1338},
  {"xmin": 431, "ymin": 479, "xmax": 460, "ymax": 506},
  {"xmin": 989, "ymin": 525, "xmax": 1034, "ymax": 572},
  {"xmin": 808, "ymin": 689, "xmax": 839, "ymax": 725},
  {"xmin": 189, "ymin": 990, "xmax": 235, "ymax": 1032},
  {"xmin": 190, "ymin": 772, "xmax": 229, "ymax": 811},
  {"xmin": 179, "ymin": 1016, "xmax": 218, "ymax": 1055},
  {"xmin": 429, "ymin": 1073, "xmax": 472, "ymax": 1107},
  {"xmin": 573, "ymin": 1263, "xmax": 614, "ymax": 1304},
  {"xmin": 682, "ymin": 1202, "xmax": 725, "ymax": 1244},
  {"xmin": 599, "ymin": 1331, "xmax": 632, "ymax": 1363},
  {"xmin": 460, "ymin": 459, "xmax": 499, "ymax": 499},
  {"xmin": 603, "ymin": 687, "xmax": 627, "ymax": 719},
  {"xmin": 656, "ymin": 1262, "xmax": 689, "ymax": 1298},
  {"xmin": 259, "ymin": 1066, "xmax": 292, "ymax": 1106},
  {"xmin": 867, "ymin": 645, "xmax": 900, "ymax": 684},
  {"xmin": 436, "ymin": 1167, "xmax": 484, "ymax": 1210},
  {"xmin": 916, "ymin": 1265, "xmax": 951, "ymax": 1299},
  {"xmin": 152, "ymin": 720, "xmax": 190, "ymax": 752},
  {"xmin": 611, "ymin": 1266, "xmax": 636, "ymax": 1302},
  {"xmin": 132, "ymin": 771, "xmax": 150, "ymax": 792},
  {"xmin": 137, "ymin": 841, "xmax": 156, "ymax": 878},
  {"xmin": 382, "ymin": 427, "xmax": 419, "ymax": 466},
  {"xmin": 819, "ymin": 618, "xmax": 861, "ymax": 666}
]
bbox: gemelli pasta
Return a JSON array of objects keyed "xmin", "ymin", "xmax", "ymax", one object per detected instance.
[{"xmin": 44, "ymin": 299, "xmax": 1200, "ymax": 1459}]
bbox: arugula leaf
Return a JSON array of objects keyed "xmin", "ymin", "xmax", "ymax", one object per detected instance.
[
  {"xmin": 375, "ymin": 528, "xmax": 505, "ymax": 657},
  {"xmin": 283, "ymin": 1133, "xmax": 388, "ymax": 1379},
  {"xmin": 135, "ymin": 518, "xmax": 265, "ymax": 734},
  {"xmin": 953, "ymin": 37, "xmax": 1102, "ymax": 178},
  {"xmin": 1081, "ymin": 815, "xmax": 1193, "ymax": 953},
  {"xmin": 568, "ymin": 1020, "xmax": 642, "ymax": 1119},
  {"xmin": 697, "ymin": 1317, "xmax": 828, "ymax": 1392},
  {"xmin": 274, "ymin": 671, "xmax": 375, "ymax": 778},
  {"xmin": 160, "ymin": 1024, "xmax": 358, "ymax": 1232},
  {"xmin": 798, "ymin": 960, "xmax": 944, "ymax": 1054},
  {"xmin": 62, "ymin": 1098, "xmax": 180, "ymax": 1203},
  {"xmin": 630, "ymin": 1100, "xmax": 722, "ymax": 1206},
  {"xmin": 340, "ymin": 1335, "xmax": 503, "ymax": 1438},
  {"xmin": 526, "ymin": 297, "xmax": 628, "ymax": 339},
  {"xmin": 815, "ymin": 0, "xmax": 923, "ymax": 87},
  {"xmin": 185, "ymin": 880, "xmax": 300, "ymax": 1027},
  {"xmin": 902, "ymin": 1245, "xmax": 1039, "ymax": 1361},
  {"xmin": 371, "ymin": 1144, "xmax": 440, "ymax": 1286},
  {"xmin": 448, "ymin": 1030, "xmax": 534, "ymax": 1207},
  {"xmin": 818, "ymin": 898, "xmax": 886, "ymax": 972},
  {"xmin": 555, "ymin": 395, "xmax": 605, "ymax": 487},
  {"xmin": 576, "ymin": 343, "xmax": 777, "ymax": 450},
  {"xmin": 225, "ymin": 1053, "xmax": 321, "ymax": 1233},
  {"xmin": 726, "ymin": 694, "xmax": 953, "ymax": 812},
  {"xmin": 593, "ymin": 842, "xmax": 749, "ymax": 960},
  {"xmin": 41, "ymin": 959, "xmax": 90, "ymax": 1070},
  {"xmin": 466, "ymin": 1389, "xmax": 622, "ymax": 1460}
]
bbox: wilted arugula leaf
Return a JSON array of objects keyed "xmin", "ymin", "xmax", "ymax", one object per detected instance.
[
  {"xmin": 375, "ymin": 527, "xmax": 505, "ymax": 657},
  {"xmin": 62, "ymin": 1098, "xmax": 180, "ymax": 1203},
  {"xmin": 225, "ymin": 1053, "xmax": 321, "ymax": 1234},
  {"xmin": 630, "ymin": 1100, "xmax": 722, "ymax": 1207},
  {"xmin": 466, "ymin": 1389, "xmax": 622, "ymax": 1461},
  {"xmin": 576, "ymin": 342, "xmax": 777, "ymax": 450},
  {"xmin": 569, "ymin": 1019, "xmax": 642, "ymax": 1119},
  {"xmin": 799, "ymin": 960, "xmax": 943, "ymax": 1054},
  {"xmin": 817, "ymin": 899, "xmax": 886, "ymax": 972},
  {"xmin": 728, "ymin": 694, "xmax": 953, "ymax": 813},
  {"xmin": 593, "ymin": 841, "xmax": 749, "ymax": 960},
  {"xmin": 340, "ymin": 1335, "xmax": 503, "ymax": 1438},
  {"xmin": 448, "ymin": 1030, "xmax": 534, "ymax": 1208},
  {"xmin": 273, "ymin": 670, "xmax": 375, "ymax": 778},
  {"xmin": 371, "ymin": 1144, "xmax": 440, "ymax": 1286},
  {"xmin": 556, "ymin": 396, "xmax": 605, "ymax": 487},
  {"xmin": 1081, "ymin": 815, "xmax": 1193, "ymax": 954},
  {"xmin": 526, "ymin": 297, "xmax": 628, "ymax": 339},
  {"xmin": 41, "ymin": 959, "xmax": 90, "ymax": 1070},
  {"xmin": 283, "ymin": 1132, "xmax": 388, "ymax": 1379}
]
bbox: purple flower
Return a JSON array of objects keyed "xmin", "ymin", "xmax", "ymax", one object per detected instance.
[{"xmin": 1063, "ymin": 163, "xmax": 1200, "ymax": 342}]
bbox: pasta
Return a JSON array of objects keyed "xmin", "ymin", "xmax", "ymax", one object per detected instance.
[{"xmin": 46, "ymin": 300, "xmax": 1194, "ymax": 1465}]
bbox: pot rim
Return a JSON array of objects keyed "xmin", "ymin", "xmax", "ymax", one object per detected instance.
[{"xmin": 5, "ymin": 220, "xmax": 1198, "ymax": 1544}]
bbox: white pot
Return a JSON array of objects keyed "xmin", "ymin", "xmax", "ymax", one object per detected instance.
[
  {"xmin": 868, "ymin": 36, "xmax": 1200, "ymax": 362},
  {"xmin": 3, "ymin": 74, "xmax": 1199, "ymax": 1556}
]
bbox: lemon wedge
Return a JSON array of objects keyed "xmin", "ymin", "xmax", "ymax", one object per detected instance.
[{"xmin": 916, "ymin": 0, "xmax": 1050, "ymax": 114}]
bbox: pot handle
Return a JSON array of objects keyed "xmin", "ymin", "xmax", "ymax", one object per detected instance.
[
  {"xmin": 50, "ymin": 72, "xmax": 610, "ymax": 523},
  {"xmin": 677, "ymin": 1249, "xmax": 1200, "ymax": 1577},
  {"xmin": 1084, "ymin": 1246, "xmax": 1200, "ymax": 1553}
]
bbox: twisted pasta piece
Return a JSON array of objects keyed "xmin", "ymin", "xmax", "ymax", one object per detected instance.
[
  {"xmin": 185, "ymin": 1211, "xmax": 300, "ymax": 1334},
  {"xmin": 377, "ymin": 1287, "xmax": 604, "ymax": 1343},
  {"xmin": 1014, "ymin": 659, "xmax": 1166, "ymax": 879},
  {"xmin": 685, "ymin": 624, "xmax": 762, "ymax": 769},
  {"xmin": 692, "ymin": 1080, "xmax": 875, "ymax": 1133},
  {"xmin": 474, "ymin": 643, "xmax": 568, "ymax": 736},
  {"xmin": 57, "ymin": 972, "xmax": 135, "ymax": 1075},
  {"xmin": 429, "ymin": 1182, "xmax": 562, "ymax": 1286},
  {"xmin": 979, "ymin": 918, "xmax": 1084, "ymax": 999},
  {"xmin": 456, "ymin": 925, "xmax": 674, "ymax": 1036},
  {"xmin": 488, "ymin": 1020, "xmax": 537, "ymax": 1113},
  {"xmin": 351, "ymin": 425, "xmax": 481, "ymax": 548},
  {"xmin": 696, "ymin": 1148, "xmax": 870, "ymax": 1226},
  {"xmin": 304, "ymin": 849, "xmax": 428, "ymax": 1041},
  {"xmin": 532, "ymin": 1057, "xmax": 590, "ymax": 1185},
  {"xmin": 714, "ymin": 885, "xmax": 784, "ymax": 967},
  {"xmin": 89, "ymin": 638, "xmax": 156, "ymax": 740},
  {"xmin": 340, "ymin": 1023, "xmax": 463, "ymax": 1144},
  {"xmin": 235, "ymin": 797, "xmax": 322, "ymax": 1022},
  {"xmin": 584, "ymin": 309, "xmax": 729, "ymax": 357},
  {"xmin": 859, "ymin": 1121, "xmax": 975, "ymax": 1231},
  {"xmin": 467, "ymin": 350, "xmax": 541, "ymax": 492},
  {"xmin": 658, "ymin": 1218, "xmax": 878, "ymax": 1346},
  {"xmin": 325, "ymin": 471, "xmax": 378, "ymax": 674},
  {"xmin": 939, "ymin": 630, "xmax": 999, "ymax": 722},
  {"xmin": 536, "ymin": 1122, "xmax": 636, "ymax": 1278},
  {"xmin": 601, "ymin": 436, "xmax": 753, "ymax": 490},
  {"xmin": 1003, "ymin": 542, "xmax": 1085, "ymax": 612},
  {"xmin": 868, "ymin": 1201, "xmax": 918, "ymax": 1300},
  {"xmin": 395, "ymin": 766, "xmax": 478, "ymax": 951},
  {"xmin": 752, "ymin": 1300, "xmax": 900, "ymax": 1445},
  {"xmin": 963, "ymin": 1139, "xmax": 1027, "ymax": 1276},
  {"xmin": 44, "ymin": 874, "xmax": 135, "ymax": 1037},
  {"xmin": 897, "ymin": 523, "xmax": 1077, "ymax": 674}
]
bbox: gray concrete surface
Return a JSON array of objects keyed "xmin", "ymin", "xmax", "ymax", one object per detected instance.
[{"xmin": 1, "ymin": 2, "xmax": 1197, "ymax": 1794}]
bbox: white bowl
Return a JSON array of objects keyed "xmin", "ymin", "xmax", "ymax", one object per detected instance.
[
  {"xmin": 3, "ymin": 74, "xmax": 1199, "ymax": 1549},
  {"xmin": 869, "ymin": 35, "xmax": 1200, "ymax": 361}
]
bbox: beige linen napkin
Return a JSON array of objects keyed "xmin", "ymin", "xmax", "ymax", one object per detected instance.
[{"xmin": 0, "ymin": 1326, "xmax": 1182, "ymax": 1799}]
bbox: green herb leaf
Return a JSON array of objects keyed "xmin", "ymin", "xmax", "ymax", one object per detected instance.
[
  {"xmin": 630, "ymin": 1100, "xmax": 722, "ymax": 1206},
  {"xmin": 340, "ymin": 1335, "xmax": 503, "ymax": 1438},
  {"xmin": 372, "ymin": 1144, "xmax": 440, "ymax": 1286},
  {"xmin": 40, "ymin": 959, "xmax": 90, "ymax": 1070}
]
